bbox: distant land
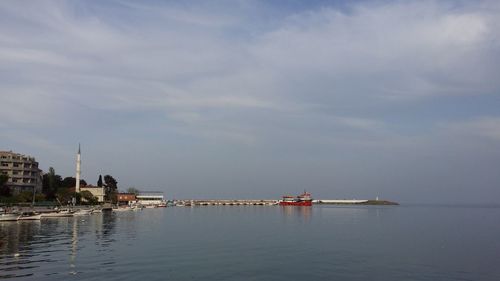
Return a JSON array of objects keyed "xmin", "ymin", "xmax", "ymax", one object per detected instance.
[{"xmin": 314, "ymin": 199, "xmax": 399, "ymax": 205}]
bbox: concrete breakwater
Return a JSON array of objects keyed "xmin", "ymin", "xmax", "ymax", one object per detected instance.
[
  {"xmin": 175, "ymin": 200, "xmax": 279, "ymax": 206},
  {"xmin": 173, "ymin": 199, "xmax": 398, "ymax": 206},
  {"xmin": 314, "ymin": 199, "xmax": 399, "ymax": 205}
]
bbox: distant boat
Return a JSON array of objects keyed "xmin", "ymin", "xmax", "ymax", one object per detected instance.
[
  {"xmin": 73, "ymin": 209, "xmax": 92, "ymax": 216},
  {"xmin": 0, "ymin": 213, "xmax": 20, "ymax": 221},
  {"xmin": 41, "ymin": 211, "xmax": 74, "ymax": 218},
  {"xmin": 279, "ymin": 191, "xmax": 313, "ymax": 206},
  {"xmin": 18, "ymin": 212, "xmax": 42, "ymax": 220},
  {"xmin": 113, "ymin": 207, "xmax": 132, "ymax": 212},
  {"xmin": 131, "ymin": 205, "xmax": 143, "ymax": 211}
]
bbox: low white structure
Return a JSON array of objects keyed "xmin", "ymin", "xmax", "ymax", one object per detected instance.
[
  {"xmin": 314, "ymin": 199, "xmax": 369, "ymax": 204},
  {"xmin": 136, "ymin": 192, "xmax": 164, "ymax": 206}
]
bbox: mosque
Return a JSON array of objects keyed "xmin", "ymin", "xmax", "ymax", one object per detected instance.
[{"xmin": 74, "ymin": 144, "xmax": 105, "ymax": 202}]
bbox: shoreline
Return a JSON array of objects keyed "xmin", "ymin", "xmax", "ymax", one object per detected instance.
[{"xmin": 1, "ymin": 199, "xmax": 400, "ymax": 209}]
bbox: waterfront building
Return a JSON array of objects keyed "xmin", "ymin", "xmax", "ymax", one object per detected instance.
[
  {"xmin": 0, "ymin": 151, "xmax": 43, "ymax": 194},
  {"xmin": 80, "ymin": 185, "xmax": 105, "ymax": 202},
  {"xmin": 118, "ymin": 193, "xmax": 136, "ymax": 206},
  {"xmin": 70, "ymin": 184, "xmax": 105, "ymax": 202},
  {"xmin": 136, "ymin": 192, "xmax": 164, "ymax": 206}
]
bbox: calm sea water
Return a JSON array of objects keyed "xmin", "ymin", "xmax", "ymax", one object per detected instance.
[{"xmin": 1, "ymin": 205, "xmax": 499, "ymax": 281}]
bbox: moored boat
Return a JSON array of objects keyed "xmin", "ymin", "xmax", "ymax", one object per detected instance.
[
  {"xmin": 113, "ymin": 207, "xmax": 131, "ymax": 212},
  {"xmin": 41, "ymin": 211, "xmax": 74, "ymax": 218},
  {"xmin": 73, "ymin": 209, "xmax": 92, "ymax": 216},
  {"xmin": 0, "ymin": 213, "xmax": 20, "ymax": 221},
  {"xmin": 18, "ymin": 212, "xmax": 42, "ymax": 220},
  {"xmin": 279, "ymin": 191, "xmax": 313, "ymax": 206},
  {"xmin": 131, "ymin": 205, "xmax": 143, "ymax": 211}
]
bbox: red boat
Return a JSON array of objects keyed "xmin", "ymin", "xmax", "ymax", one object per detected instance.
[{"xmin": 279, "ymin": 191, "xmax": 313, "ymax": 206}]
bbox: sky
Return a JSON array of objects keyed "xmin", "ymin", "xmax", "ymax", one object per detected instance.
[{"xmin": 1, "ymin": 0, "xmax": 500, "ymax": 203}]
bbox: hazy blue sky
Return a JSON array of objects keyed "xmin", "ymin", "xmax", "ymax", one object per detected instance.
[{"xmin": 1, "ymin": 0, "xmax": 499, "ymax": 203}]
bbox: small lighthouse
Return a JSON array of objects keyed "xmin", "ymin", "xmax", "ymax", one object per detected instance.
[{"xmin": 75, "ymin": 144, "xmax": 81, "ymax": 193}]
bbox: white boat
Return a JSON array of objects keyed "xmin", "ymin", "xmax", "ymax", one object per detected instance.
[
  {"xmin": 113, "ymin": 207, "xmax": 131, "ymax": 212},
  {"xmin": 60, "ymin": 210, "xmax": 74, "ymax": 215},
  {"xmin": 18, "ymin": 212, "xmax": 42, "ymax": 220},
  {"xmin": 0, "ymin": 213, "xmax": 20, "ymax": 221},
  {"xmin": 73, "ymin": 209, "xmax": 92, "ymax": 216},
  {"xmin": 131, "ymin": 205, "xmax": 143, "ymax": 211},
  {"xmin": 41, "ymin": 211, "xmax": 74, "ymax": 218},
  {"xmin": 91, "ymin": 209, "xmax": 102, "ymax": 214}
]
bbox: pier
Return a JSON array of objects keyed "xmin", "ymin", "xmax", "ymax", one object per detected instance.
[{"xmin": 175, "ymin": 199, "xmax": 278, "ymax": 206}]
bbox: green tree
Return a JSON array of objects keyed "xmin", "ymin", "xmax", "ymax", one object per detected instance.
[
  {"xmin": 42, "ymin": 167, "xmax": 61, "ymax": 199},
  {"xmin": 35, "ymin": 193, "xmax": 46, "ymax": 202},
  {"xmin": 16, "ymin": 191, "xmax": 33, "ymax": 203},
  {"xmin": 55, "ymin": 189, "xmax": 74, "ymax": 205},
  {"xmin": 0, "ymin": 174, "xmax": 8, "ymax": 186},
  {"xmin": 61, "ymin": 177, "xmax": 76, "ymax": 188},
  {"xmin": 61, "ymin": 177, "xmax": 86, "ymax": 188},
  {"xmin": 104, "ymin": 175, "xmax": 118, "ymax": 203},
  {"xmin": 42, "ymin": 173, "xmax": 50, "ymax": 195},
  {"xmin": 104, "ymin": 175, "xmax": 117, "ymax": 189},
  {"xmin": 97, "ymin": 175, "xmax": 103, "ymax": 187},
  {"xmin": 80, "ymin": 190, "xmax": 98, "ymax": 205},
  {"xmin": 0, "ymin": 174, "xmax": 10, "ymax": 197},
  {"xmin": 48, "ymin": 167, "xmax": 56, "ymax": 191}
]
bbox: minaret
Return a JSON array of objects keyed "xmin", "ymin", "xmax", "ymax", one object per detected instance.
[{"xmin": 75, "ymin": 144, "xmax": 81, "ymax": 193}]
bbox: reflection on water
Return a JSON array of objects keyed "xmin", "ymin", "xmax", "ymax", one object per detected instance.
[
  {"xmin": 280, "ymin": 206, "xmax": 312, "ymax": 222},
  {"xmin": 0, "ymin": 212, "xmax": 119, "ymax": 279},
  {"xmin": 1, "ymin": 206, "xmax": 499, "ymax": 281},
  {"xmin": 0, "ymin": 221, "xmax": 40, "ymax": 257}
]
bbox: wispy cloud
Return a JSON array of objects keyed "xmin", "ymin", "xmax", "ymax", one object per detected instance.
[{"xmin": 442, "ymin": 117, "xmax": 500, "ymax": 141}]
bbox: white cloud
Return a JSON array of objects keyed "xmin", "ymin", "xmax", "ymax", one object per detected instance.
[
  {"xmin": 0, "ymin": 3, "xmax": 498, "ymax": 146},
  {"xmin": 334, "ymin": 117, "xmax": 385, "ymax": 131},
  {"xmin": 443, "ymin": 117, "xmax": 500, "ymax": 141}
]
